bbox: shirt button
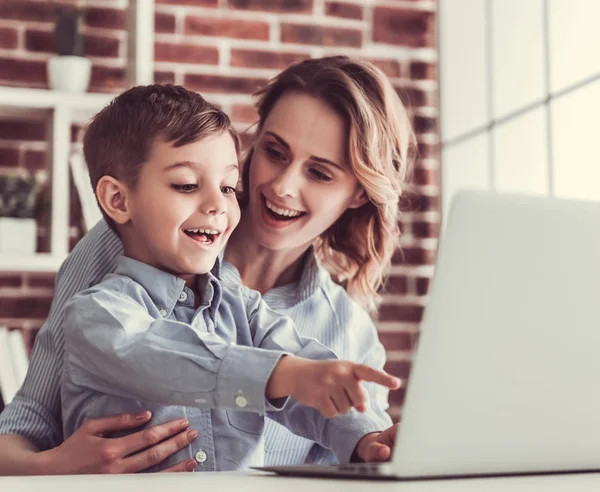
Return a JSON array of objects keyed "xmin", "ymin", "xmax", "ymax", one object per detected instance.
[
  {"xmin": 235, "ymin": 393, "xmax": 248, "ymax": 408},
  {"xmin": 159, "ymin": 309, "xmax": 167, "ymax": 317},
  {"xmin": 178, "ymin": 291, "xmax": 188, "ymax": 302},
  {"xmin": 195, "ymin": 450, "xmax": 207, "ymax": 464}
]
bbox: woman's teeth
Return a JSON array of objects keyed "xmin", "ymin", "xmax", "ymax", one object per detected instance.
[{"xmin": 265, "ymin": 199, "xmax": 302, "ymax": 218}]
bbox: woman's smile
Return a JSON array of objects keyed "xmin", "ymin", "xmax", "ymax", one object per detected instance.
[{"xmin": 260, "ymin": 193, "xmax": 307, "ymax": 229}]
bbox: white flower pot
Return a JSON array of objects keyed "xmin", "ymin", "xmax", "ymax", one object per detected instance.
[
  {"xmin": 0, "ymin": 218, "xmax": 36, "ymax": 254},
  {"xmin": 47, "ymin": 55, "xmax": 92, "ymax": 93}
]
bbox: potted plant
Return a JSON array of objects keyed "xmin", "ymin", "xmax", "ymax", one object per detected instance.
[
  {"xmin": 0, "ymin": 170, "xmax": 39, "ymax": 255},
  {"xmin": 47, "ymin": 5, "xmax": 92, "ymax": 93}
]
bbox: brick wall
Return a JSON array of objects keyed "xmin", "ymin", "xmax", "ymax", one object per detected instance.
[{"xmin": 0, "ymin": 0, "xmax": 439, "ymax": 422}]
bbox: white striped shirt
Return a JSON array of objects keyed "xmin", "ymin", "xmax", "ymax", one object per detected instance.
[{"xmin": 0, "ymin": 219, "xmax": 392, "ymax": 466}]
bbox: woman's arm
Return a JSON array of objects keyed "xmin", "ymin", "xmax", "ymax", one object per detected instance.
[
  {"xmin": 243, "ymin": 289, "xmax": 395, "ymax": 463},
  {"xmin": 0, "ymin": 221, "xmax": 196, "ymax": 475},
  {"xmin": 306, "ymin": 332, "xmax": 393, "ymax": 465},
  {"xmin": 0, "ymin": 413, "xmax": 197, "ymax": 475},
  {"xmin": 0, "ymin": 220, "xmax": 120, "ymax": 450},
  {"xmin": 0, "ymin": 434, "xmax": 42, "ymax": 475},
  {"xmin": 304, "ymin": 303, "xmax": 394, "ymax": 465}
]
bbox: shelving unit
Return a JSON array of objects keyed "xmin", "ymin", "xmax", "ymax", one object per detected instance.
[
  {"xmin": 0, "ymin": 88, "xmax": 112, "ymax": 273},
  {"xmin": 0, "ymin": 0, "xmax": 154, "ymax": 273}
]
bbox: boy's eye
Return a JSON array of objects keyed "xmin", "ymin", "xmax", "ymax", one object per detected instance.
[
  {"xmin": 309, "ymin": 168, "xmax": 333, "ymax": 182},
  {"xmin": 171, "ymin": 184, "xmax": 197, "ymax": 193},
  {"xmin": 221, "ymin": 186, "xmax": 236, "ymax": 195}
]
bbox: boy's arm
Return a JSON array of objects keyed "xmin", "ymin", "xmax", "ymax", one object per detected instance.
[{"xmin": 64, "ymin": 285, "xmax": 287, "ymax": 414}]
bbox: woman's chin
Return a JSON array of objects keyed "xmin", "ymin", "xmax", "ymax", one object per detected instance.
[{"xmin": 256, "ymin": 229, "xmax": 313, "ymax": 253}]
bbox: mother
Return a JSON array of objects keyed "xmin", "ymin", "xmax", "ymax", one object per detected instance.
[{"xmin": 0, "ymin": 56, "xmax": 415, "ymax": 474}]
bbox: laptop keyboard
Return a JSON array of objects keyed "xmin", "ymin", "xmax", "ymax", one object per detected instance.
[{"xmin": 337, "ymin": 463, "xmax": 383, "ymax": 475}]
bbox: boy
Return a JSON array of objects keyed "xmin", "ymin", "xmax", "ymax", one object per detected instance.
[{"xmin": 62, "ymin": 85, "xmax": 399, "ymax": 472}]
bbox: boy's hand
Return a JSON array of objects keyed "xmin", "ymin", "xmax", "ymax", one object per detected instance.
[
  {"xmin": 266, "ymin": 356, "xmax": 401, "ymax": 418},
  {"xmin": 353, "ymin": 424, "xmax": 399, "ymax": 462}
]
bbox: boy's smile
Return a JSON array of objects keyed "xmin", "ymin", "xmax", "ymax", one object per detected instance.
[
  {"xmin": 111, "ymin": 132, "xmax": 240, "ymax": 281},
  {"xmin": 184, "ymin": 227, "xmax": 223, "ymax": 245}
]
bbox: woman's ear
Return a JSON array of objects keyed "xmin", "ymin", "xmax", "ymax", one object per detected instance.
[
  {"xmin": 348, "ymin": 188, "xmax": 369, "ymax": 209},
  {"xmin": 96, "ymin": 176, "xmax": 131, "ymax": 225}
]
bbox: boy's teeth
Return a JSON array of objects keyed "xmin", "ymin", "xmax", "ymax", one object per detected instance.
[
  {"xmin": 265, "ymin": 200, "xmax": 301, "ymax": 217},
  {"xmin": 187, "ymin": 228, "xmax": 219, "ymax": 235}
]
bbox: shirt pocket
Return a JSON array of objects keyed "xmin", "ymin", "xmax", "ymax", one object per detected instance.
[{"xmin": 226, "ymin": 410, "xmax": 264, "ymax": 435}]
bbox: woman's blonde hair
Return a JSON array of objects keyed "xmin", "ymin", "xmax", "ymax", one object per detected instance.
[{"xmin": 240, "ymin": 56, "xmax": 416, "ymax": 312}]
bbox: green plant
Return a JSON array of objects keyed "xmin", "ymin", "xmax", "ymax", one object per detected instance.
[
  {"xmin": 54, "ymin": 6, "xmax": 83, "ymax": 56},
  {"xmin": 0, "ymin": 170, "xmax": 39, "ymax": 219}
]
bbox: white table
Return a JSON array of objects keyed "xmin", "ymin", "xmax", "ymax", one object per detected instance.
[{"xmin": 2, "ymin": 470, "xmax": 600, "ymax": 492}]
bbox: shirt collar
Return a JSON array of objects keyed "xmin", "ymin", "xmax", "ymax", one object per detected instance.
[
  {"xmin": 114, "ymin": 256, "xmax": 222, "ymax": 316},
  {"xmin": 219, "ymin": 246, "xmax": 326, "ymax": 310},
  {"xmin": 212, "ymin": 248, "xmax": 225, "ymax": 279}
]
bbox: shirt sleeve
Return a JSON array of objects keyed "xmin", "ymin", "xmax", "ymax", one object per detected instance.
[
  {"xmin": 63, "ymin": 284, "xmax": 289, "ymax": 415},
  {"xmin": 0, "ymin": 220, "xmax": 119, "ymax": 451}
]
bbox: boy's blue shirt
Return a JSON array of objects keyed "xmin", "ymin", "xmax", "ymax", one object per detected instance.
[{"xmin": 61, "ymin": 255, "xmax": 383, "ymax": 471}]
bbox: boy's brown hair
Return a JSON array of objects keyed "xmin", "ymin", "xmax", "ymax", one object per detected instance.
[{"xmin": 83, "ymin": 84, "xmax": 240, "ymax": 228}]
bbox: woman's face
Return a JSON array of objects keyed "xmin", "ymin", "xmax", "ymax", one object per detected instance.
[{"xmin": 246, "ymin": 91, "xmax": 366, "ymax": 252}]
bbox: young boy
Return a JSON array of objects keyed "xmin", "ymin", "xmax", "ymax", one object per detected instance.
[{"xmin": 61, "ymin": 84, "xmax": 400, "ymax": 472}]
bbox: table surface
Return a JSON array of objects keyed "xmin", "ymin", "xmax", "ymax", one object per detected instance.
[{"xmin": 2, "ymin": 470, "xmax": 600, "ymax": 492}]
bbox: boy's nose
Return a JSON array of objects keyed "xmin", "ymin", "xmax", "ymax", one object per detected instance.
[{"xmin": 200, "ymin": 189, "xmax": 226, "ymax": 215}]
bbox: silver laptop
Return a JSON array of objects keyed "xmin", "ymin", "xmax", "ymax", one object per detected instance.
[{"xmin": 256, "ymin": 190, "xmax": 600, "ymax": 480}]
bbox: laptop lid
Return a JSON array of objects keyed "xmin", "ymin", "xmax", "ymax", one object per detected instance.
[{"xmin": 392, "ymin": 190, "xmax": 600, "ymax": 478}]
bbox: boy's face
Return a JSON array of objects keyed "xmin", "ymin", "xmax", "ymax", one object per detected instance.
[{"xmin": 121, "ymin": 132, "xmax": 240, "ymax": 278}]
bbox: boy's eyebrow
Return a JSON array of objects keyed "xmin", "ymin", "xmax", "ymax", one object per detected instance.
[
  {"xmin": 164, "ymin": 161, "xmax": 239, "ymax": 172},
  {"xmin": 264, "ymin": 131, "xmax": 344, "ymax": 171}
]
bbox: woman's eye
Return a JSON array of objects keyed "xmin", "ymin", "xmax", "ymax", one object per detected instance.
[
  {"xmin": 309, "ymin": 168, "xmax": 333, "ymax": 182},
  {"xmin": 221, "ymin": 186, "xmax": 236, "ymax": 195},
  {"xmin": 265, "ymin": 146, "xmax": 285, "ymax": 161},
  {"xmin": 171, "ymin": 184, "xmax": 197, "ymax": 193}
]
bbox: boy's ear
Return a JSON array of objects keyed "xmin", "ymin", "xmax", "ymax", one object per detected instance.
[
  {"xmin": 96, "ymin": 176, "xmax": 131, "ymax": 225},
  {"xmin": 348, "ymin": 187, "xmax": 369, "ymax": 209}
]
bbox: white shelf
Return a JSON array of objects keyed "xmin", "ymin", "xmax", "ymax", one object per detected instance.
[
  {"xmin": 0, "ymin": 87, "xmax": 113, "ymax": 123},
  {"xmin": 0, "ymin": 89, "xmax": 108, "ymax": 274},
  {"xmin": 0, "ymin": 253, "xmax": 67, "ymax": 273},
  {"xmin": 0, "ymin": 0, "xmax": 154, "ymax": 274}
]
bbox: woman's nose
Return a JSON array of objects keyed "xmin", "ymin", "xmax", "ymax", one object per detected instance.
[{"xmin": 271, "ymin": 163, "xmax": 301, "ymax": 198}]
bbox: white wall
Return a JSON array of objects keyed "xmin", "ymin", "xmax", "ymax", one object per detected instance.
[{"xmin": 439, "ymin": 0, "xmax": 600, "ymax": 220}]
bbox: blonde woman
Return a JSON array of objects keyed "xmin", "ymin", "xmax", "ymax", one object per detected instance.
[{"xmin": 0, "ymin": 56, "xmax": 416, "ymax": 474}]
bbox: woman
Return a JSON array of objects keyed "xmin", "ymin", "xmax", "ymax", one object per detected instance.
[{"xmin": 0, "ymin": 56, "xmax": 415, "ymax": 474}]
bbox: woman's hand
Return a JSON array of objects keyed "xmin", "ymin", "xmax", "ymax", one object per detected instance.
[
  {"xmin": 36, "ymin": 412, "xmax": 198, "ymax": 474},
  {"xmin": 353, "ymin": 424, "xmax": 399, "ymax": 462}
]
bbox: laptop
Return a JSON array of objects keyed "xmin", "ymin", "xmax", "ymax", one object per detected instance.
[{"xmin": 255, "ymin": 190, "xmax": 600, "ymax": 480}]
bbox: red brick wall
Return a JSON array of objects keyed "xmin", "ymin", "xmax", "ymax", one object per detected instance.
[{"xmin": 0, "ymin": 0, "xmax": 439, "ymax": 421}]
